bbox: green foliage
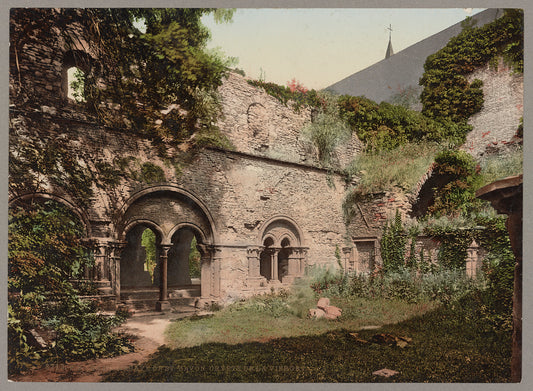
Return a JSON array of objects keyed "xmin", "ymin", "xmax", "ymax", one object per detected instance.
[
  {"xmin": 8, "ymin": 200, "xmax": 131, "ymax": 375},
  {"xmin": 337, "ymin": 95, "xmax": 451, "ymax": 151},
  {"xmin": 380, "ymin": 210, "xmax": 407, "ymax": 273},
  {"xmin": 348, "ymin": 269, "xmax": 482, "ymax": 305},
  {"xmin": 387, "ymin": 85, "xmax": 420, "ymax": 109},
  {"xmin": 427, "ymin": 150, "xmax": 484, "ymax": 217},
  {"xmin": 346, "ymin": 141, "xmax": 442, "ymax": 194},
  {"xmin": 478, "ymin": 147, "xmax": 522, "ymax": 187},
  {"xmin": 189, "ymin": 236, "xmax": 201, "ymax": 279},
  {"xmin": 9, "ymin": 134, "xmax": 94, "ymax": 207},
  {"xmin": 9, "ymin": 200, "xmax": 92, "ymax": 295},
  {"xmin": 69, "ymin": 67, "xmax": 86, "ymax": 103},
  {"xmin": 247, "ymin": 79, "xmax": 322, "ymax": 112},
  {"xmin": 420, "ymin": 9, "xmax": 523, "ymax": 141},
  {"xmin": 139, "ymin": 162, "xmax": 166, "ymax": 184},
  {"xmin": 473, "ymin": 216, "xmax": 515, "ymax": 313},
  {"xmin": 301, "ymin": 91, "xmax": 351, "ymax": 167},
  {"xmin": 141, "ymin": 229, "xmax": 157, "ymax": 282},
  {"xmin": 13, "ymin": 9, "xmax": 235, "ymax": 144},
  {"xmin": 103, "ymin": 287, "xmax": 510, "ymax": 382},
  {"xmin": 193, "ymin": 127, "xmax": 235, "ymax": 150}
]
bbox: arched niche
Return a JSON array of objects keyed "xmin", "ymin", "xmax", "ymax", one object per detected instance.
[
  {"xmin": 9, "ymin": 192, "xmax": 92, "ymax": 238},
  {"xmin": 257, "ymin": 216, "xmax": 306, "ymax": 283},
  {"xmin": 258, "ymin": 215, "xmax": 303, "ymax": 248},
  {"xmin": 115, "ymin": 185, "xmax": 216, "ymax": 245}
]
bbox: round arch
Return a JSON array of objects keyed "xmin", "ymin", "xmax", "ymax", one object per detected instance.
[
  {"xmin": 8, "ymin": 192, "xmax": 92, "ymax": 237},
  {"xmin": 257, "ymin": 215, "xmax": 304, "ymax": 247},
  {"xmin": 168, "ymin": 222, "xmax": 211, "ymax": 247},
  {"xmin": 115, "ymin": 185, "xmax": 217, "ymax": 243},
  {"xmin": 122, "ymin": 219, "xmax": 165, "ymax": 245}
]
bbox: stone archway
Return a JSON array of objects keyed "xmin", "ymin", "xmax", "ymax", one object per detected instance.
[
  {"xmin": 115, "ymin": 186, "xmax": 217, "ymax": 311},
  {"xmin": 252, "ymin": 216, "xmax": 307, "ymax": 285}
]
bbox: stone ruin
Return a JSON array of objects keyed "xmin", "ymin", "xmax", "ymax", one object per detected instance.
[{"xmin": 9, "ymin": 9, "xmax": 520, "ymax": 311}]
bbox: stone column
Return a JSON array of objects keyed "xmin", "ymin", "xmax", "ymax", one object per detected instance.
[
  {"xmin": 108, "ymin": 241, "xmax": 127, "ymax": 303},
  {"xmin": 156, "ymin": 244, "xmax": 172, "ymax": 312},
  {"xmin": 212, "ymin": 246, "xmax": 222, "ymax": 298},
  {"xmin": 466, "ymin": 240, "xmax": 481, "ymax": 278},
  {"xmin": 342, "ymin": 247, "xmax": 353, "ymax": 274},
  {"xmin": 271, "ymin": 248, "xmax": 280, "ymax": 282},
  {"xmin": 246, "ymin": 246, "xmax": 266, "ymax": 288},
  {"xmin": 92, "ymin": 240, "xmax": 113, "ymax": 295}
]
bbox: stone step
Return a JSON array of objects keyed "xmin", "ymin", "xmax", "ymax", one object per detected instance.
[
  {"xmin": 120, "ymin": 285, "xmax": 200, "ymax": 301},
  {"xmin": 120, "ymin": 297, "xmax": 198, "ymax": 312}
]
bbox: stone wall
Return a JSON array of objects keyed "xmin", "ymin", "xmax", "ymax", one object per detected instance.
[
  {"xmin": 218, "ymin": 72, "xmax": 362, "ymax": 168},
  {"xmin": 463, "ymin": 58, "xmax": 523, "ymax": 158},
  {"xmin": 9, "ymin": 10, "xmax": 357, "ymax": 304}
]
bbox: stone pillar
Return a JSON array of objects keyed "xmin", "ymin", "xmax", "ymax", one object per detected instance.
[
  {"xmin": 156, "ymin": 244, "xmax": 172, "ymax": 312},
  {"xmin": 247, "ymin": 246, "xmax": 262, "ymax": 278},
  {"xmin": 246, "ymin": 246, "xmax": 266, "ymax": 288},
  {"xmin": 108, "ymin": 241, "xmax": 127, "ymax": 302},
  {"xmin": 295, "ymin": 248, "xmax": 308, "ymax": 276},
  {"xmin": 271, "ymin": 248, "xmax": 280, "ymax": 282},
  {"xmin": 92, "ymin": 240, "xmax": 113, "ymax": 295},
  {"xmin": 212, "ymin": 246, "xmax": 222, "ymax": 298},
  {"xmin": 342, "ymin": 247, "xmax": 353, "ymax": 274},
  {"xmin": 466, "ymin": 240, "xmax": 481, "ymax": 278}
]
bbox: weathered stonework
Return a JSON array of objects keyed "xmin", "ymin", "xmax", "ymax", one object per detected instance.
[
  {"xmin": 463, "ymin": 59, "xmax": 523, "ymax": 158},
  {"xmin": 8, "ymin": 10, "xmax": 361, "ymax": 308},
  {"xmin": 10, "ymin": 10, "xmax": 518, "ymax": 309}
]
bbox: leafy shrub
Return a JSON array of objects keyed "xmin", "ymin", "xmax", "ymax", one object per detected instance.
[
  {"xmin": 348, "ymin": 269, "xmax": 483, "ymax": 305},
  {"xmin": 8, "ymin": 200, "xmax": 132, "ymax": 374},
  {"xmin": 381, "ymin": 210, "xmax": 407, "ymax": 273},
  {"xmin": 301, "ymin": 92, "xmax": 351, "ymax": 167},
  {"xmin": 337, "ymin": 95, "xmax": 452, "ymax": 151},
  {"xmin": 229, "ymin": 290, "xmax": 292, "ymax": 319},
  {"xmin": 139, "ymin": 162, "xmax": 166, "ymax": 184},
  {"xmin": 427, "ymin": 149, "xmax": 484, "ymax": 217}
]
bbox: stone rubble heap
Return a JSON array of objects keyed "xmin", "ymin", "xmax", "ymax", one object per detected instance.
[{"xmin": 307, "ymin": 297, "xmax": 342, "ymax": 320}]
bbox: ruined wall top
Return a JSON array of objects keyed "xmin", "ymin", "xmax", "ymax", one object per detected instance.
[{"xmin": 10, "ymin": 9, "xmax": 362, "ymax": 171}]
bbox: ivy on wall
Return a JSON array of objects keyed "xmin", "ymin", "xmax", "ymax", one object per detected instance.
[{"xmin": 420, "ymin": 9, "xmax": 523, "ymax": 142}]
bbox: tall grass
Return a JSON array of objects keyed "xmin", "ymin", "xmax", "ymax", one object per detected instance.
[
  {"xmin": 478, "ymin": 147, "xmax": 522, "ymax": 187},
  {"xmin": 308, "ymin": 265, "xmax": 486, "ymax": 305},
  {"xmin": 347, "ymin": 142, "xmax": 443, "ymax": 194}
]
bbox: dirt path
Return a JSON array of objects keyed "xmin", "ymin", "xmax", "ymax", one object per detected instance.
[{"xmin": 10, "ymin": 310, "xmax": 199, "ymax": 383}]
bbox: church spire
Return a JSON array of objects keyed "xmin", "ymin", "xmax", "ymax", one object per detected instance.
[{"xmin": 385, "ymin": 24, "xmax": 394, "ymax": 59}]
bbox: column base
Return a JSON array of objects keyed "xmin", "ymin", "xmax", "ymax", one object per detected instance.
[{"xmin": 155, "ymin": 300, "xmax": 171, "ymax": 312}]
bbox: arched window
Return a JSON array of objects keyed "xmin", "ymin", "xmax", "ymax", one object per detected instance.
[
  {"xmin": 61, "ymin": 50, "xmax": 91, "ymax": 103},
  {"xmin": 66, "ymin": 66, "xmax": 86, "ymax": 102}
]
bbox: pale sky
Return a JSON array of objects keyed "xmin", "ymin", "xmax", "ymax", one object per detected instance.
[{"xmin": 202, "ymin": 8, "xmax": 486, "ymax": 90}]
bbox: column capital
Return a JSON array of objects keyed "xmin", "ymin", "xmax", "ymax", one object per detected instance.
[{"xmin": 247, "ymin": 246, "xmax": 264, "ymax": 256}]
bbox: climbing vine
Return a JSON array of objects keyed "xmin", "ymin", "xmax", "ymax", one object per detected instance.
[{"xmin": 420, "ymin": 9, "xmax": 523, "ymax": 142}]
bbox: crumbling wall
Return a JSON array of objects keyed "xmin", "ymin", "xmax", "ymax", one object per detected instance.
[{"xmin": 463, "ymin": 58, "xmax": 523, "ymax": 158}]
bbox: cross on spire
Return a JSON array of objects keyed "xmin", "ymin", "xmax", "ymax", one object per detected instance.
[{"xmin": 385, "ymin": 24, "xmax": 394, "ymax": 59}]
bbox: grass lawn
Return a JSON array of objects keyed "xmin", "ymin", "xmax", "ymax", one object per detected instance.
[{"xmin": 102, "ymin": 292, "xmax": 511, "ymax": 382}]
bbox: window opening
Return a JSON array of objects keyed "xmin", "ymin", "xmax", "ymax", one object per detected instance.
[{"xmin": 67, "ymin": 66, "xmax": 86, "ymax": 102}]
